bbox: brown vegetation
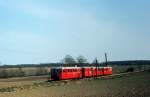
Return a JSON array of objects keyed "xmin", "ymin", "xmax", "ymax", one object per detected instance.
[{"xmin": 0, "ymin": 70, "xmax": 149, "ymax": 97}]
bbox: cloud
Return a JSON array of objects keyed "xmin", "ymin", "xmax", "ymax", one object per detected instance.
[
  {"xmin": 0, "ymin": 0, "xmax": 73, "ymax": 19},
  {"xmin": 0, "ymin": 0, "xmax": 123, "ymax": 52},
  {"xmin": 5, "ymin": 0, "xmax": 120, "ymax": 38},
  {"xmin": 0, "ymin": 0, "xmax": 137, "ymax": 64}
]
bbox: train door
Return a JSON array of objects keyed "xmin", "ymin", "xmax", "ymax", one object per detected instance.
[
  {"xmin": 51, "ymin": 68, "xmax": 61, "ymax": 80},
  {"xmin": 82, "ymin": 68, "xmax": 85, "ymax": 78},
  {"xmin": 91, "ymin": 67, "xmax": 94, "ymax": 77}
]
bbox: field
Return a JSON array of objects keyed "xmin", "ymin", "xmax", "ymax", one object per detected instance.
[{"xmin": 0, "ymin": 70, "xmax": 149, "ymax": 97}]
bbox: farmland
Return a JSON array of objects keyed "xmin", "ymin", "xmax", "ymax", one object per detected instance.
[{"xmin": 0, "ymin": 70, "xmax": 149, "ymax": 97}]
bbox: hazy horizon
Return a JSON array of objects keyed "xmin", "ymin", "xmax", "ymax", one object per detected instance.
[{"xmin": 0, "ymin": 0, "xmax": 150, "ymax": 65}]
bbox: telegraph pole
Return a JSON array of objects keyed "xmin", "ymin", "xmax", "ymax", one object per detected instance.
[
  {"xmin": 95, "ymin": 58, "xmax": 98, "ymax": 78},
  {"xmin": 105, "ymin": 53, "xmax": 108, "ymax": 66}
]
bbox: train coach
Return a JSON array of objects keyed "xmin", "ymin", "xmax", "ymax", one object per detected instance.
[
  {"xmin": 51, "ymin": 67, "xmax": 82, "ymax": 80},
  {"xmin": 50, "ymin": 66, "xmax": 112, "ymax": 80}
]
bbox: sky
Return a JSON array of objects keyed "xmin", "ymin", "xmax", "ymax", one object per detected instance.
[{"xmin": 0, "ymin": 0, "xmax": 150, "ymax": 65}]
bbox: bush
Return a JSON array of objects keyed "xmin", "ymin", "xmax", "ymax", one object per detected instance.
[
  {"xmin": 0, "ymin": 68, "xmax": 8, "ymax": 78},
  {"xmin": 35, "ymin": 67, "xmax": 48, "ymax": 76},
  {"xmin": 0, "ymin": 67, "xmax": 48, "ymax": 78},
  {"xmin": 0, "ymin": 67, "xmax": 25, "ymax": 78},
  {"xmin": 126, "ymin": 67, "xmax": 134, "ymax": 72}
]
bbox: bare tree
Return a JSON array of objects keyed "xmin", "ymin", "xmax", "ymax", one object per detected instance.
[
  {"xmin": 62, "ymin": 55, "xmax": 76, "ymax": 64},
  {"xmin": 76, "ymin": 55, "xmax": 87, "ymax": 64}
]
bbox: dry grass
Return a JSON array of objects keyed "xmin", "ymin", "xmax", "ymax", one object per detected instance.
[{"xmin": 0, "ymin": 71, "xmax": 149, "ymax": 97}]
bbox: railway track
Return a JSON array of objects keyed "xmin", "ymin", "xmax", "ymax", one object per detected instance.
[
  {"xmin": 56, "ymin": 69, "xmax": 150, "ymax": 82},
  {"xmin": 0, "ymin": 69, "xmax": 149, "ymax": 82}
]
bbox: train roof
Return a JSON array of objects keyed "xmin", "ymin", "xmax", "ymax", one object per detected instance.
[
  {"xmin": 51, "ymin": 67, "xmax": 82, "ymax": 69},
  {"xmin": 103, "ymin": 67, "xmax": 112, "ymax": 68},
  {"xmin": 51, "ymin": 66, "xmax": 112, "ymax": 69}
]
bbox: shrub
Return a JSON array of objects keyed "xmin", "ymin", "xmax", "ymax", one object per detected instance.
[
  {"xmin": 35, "ymin": 67, "xmax": 48, "ymax": 76},
  {"xmin": 126, "ymin": 67, "xmax": 134, "ymax": 72}
]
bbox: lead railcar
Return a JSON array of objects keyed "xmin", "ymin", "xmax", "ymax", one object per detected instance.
[{"xmin": 51, "ymin": 67, "xmax": 82, "ymax": 80}]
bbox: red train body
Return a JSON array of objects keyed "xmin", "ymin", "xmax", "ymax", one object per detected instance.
[{"xmin": 51, "ymin": 66, "xmax": 112, "ymax": 80}]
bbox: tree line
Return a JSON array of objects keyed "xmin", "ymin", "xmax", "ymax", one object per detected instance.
[{"xmin": 61, "ymin": 55, "xmax": 88, "ymax": 64}]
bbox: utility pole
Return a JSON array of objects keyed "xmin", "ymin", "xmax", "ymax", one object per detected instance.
[
  {"xmin": 105, "ymin": 53, "xmax": 108, "ymax": 66},
  {"xmin": 95, "ymin": 58, "xmax": 98, "ymax": 78}
]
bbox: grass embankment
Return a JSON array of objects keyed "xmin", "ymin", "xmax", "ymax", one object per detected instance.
[{"xmin": 0, "ymin": 70, "xmax": 149, "ymax": 97}]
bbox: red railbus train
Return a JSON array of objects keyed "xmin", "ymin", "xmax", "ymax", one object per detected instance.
[{"xmin": 50, "ymin": 66, "xmax": 112, "ymax": 80}]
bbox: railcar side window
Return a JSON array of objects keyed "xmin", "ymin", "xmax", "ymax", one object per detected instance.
[
  {"xmin": 63, "ymin": 69, "xmax": 66, "ymax": 72},
  {"xmin": 69, "ymin": 69, "xmax": 71, "ymax": 72}
]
